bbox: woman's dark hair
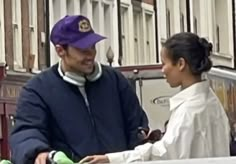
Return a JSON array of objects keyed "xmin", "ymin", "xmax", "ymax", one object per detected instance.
[{"xmin": 163, "ymin": 32, "xmax": 213, "ymax": 75}]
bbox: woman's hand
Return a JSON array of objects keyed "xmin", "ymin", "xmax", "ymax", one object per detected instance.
[
  {"xmin": 34, "ymin": 152, "xmax": 49, "ymax": 164},
  {"xmin": 79, "ymin": 155, "xmax": 109, "ymax": 164}
]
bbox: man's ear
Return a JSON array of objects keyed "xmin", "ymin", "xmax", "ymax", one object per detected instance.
[
  {"xmin": 177, "ymin": 57, "xmax": 186, "ymax": 72},
  {"xmin": 55, "ymin": 45, "xmax": 66, "ymax": 58}
]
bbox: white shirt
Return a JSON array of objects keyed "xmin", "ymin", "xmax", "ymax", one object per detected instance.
[{"xmin": 107, "ymin": 81, "xmax": 230, "ymax": 163}]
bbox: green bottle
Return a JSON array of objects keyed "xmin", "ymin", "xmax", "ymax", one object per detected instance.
[
  {"xmin": 0, "ymin": 160, "xmax": 12, "ymax": 164},
  {"xmin": 53, "ymin": 151, "xmax": 74, "ymax": 164}
]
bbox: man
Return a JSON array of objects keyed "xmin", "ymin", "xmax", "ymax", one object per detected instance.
[{"xmin": 10, "ymin": 15, "xmax": 148, "ymax": 164}]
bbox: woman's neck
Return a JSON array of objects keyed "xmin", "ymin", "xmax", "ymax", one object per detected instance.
[{"xmin": 181, "ymin": 75, "xmax": 202, "ymax": 90}]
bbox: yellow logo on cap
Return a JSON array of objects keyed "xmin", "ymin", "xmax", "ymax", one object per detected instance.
[{"xmin": 78, "ymin": 19, "xmax": 91, "ymax": 32}]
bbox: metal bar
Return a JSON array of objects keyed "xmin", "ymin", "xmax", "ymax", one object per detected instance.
[
  {"xmin": 232, "ymin": 0, "xmax": 236, "ymax": 68},
  {"xmin": 45, "ymin": 0, "xmax": 51, "ymax": 67},
  {"xmin": 186, "ymin": 0, "xmax": 191, "ymax": 32},
  {"xmin": 154, "ymin": 0, "xmax": 159, "ymax": 63},
  {"xmin": 117, "ymin": 0, "xmax": 123, "ymax": 66}
]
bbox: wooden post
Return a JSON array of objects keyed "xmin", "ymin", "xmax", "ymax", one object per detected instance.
[
  {"xmin": 37, "ymin": 0, "xmax": 47, "ymax": 70},
  {"xmin": 4, "ymin": 0, "xmax": 14, "ymax": 70},
  {"xmin": 21, "ymin": 0, "xmax": 30, "ymax": 71}
]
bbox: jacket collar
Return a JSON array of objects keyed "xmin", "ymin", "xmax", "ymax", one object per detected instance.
[{"xmin": 169, "ymin": 80, "xmax": 210, "ymax": 111}]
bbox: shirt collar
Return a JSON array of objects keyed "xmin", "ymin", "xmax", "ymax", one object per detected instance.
[
  {"xmin": 169, "ymin": 80, "xmax": 210, "ymax": 111},
  {"xmin": 57, "ymin": 60, "xmax": 64, "ymax": 77}
]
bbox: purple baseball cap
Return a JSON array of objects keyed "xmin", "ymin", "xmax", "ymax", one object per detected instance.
[{"xmin": 50, "ymin": 15, "xmax": 106, "ymax": 49}]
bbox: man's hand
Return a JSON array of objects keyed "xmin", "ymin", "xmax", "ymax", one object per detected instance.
[
  {"xmin": 79, "ymin": 155, "xmax": 109, "ymax": 164},
  {"xmin": 138, "ymin": 127, "xmax": 162, "ymax": 144},
  {"xmin": 34, "ymin": 152, "xmax": 49, "ymax": 164}
]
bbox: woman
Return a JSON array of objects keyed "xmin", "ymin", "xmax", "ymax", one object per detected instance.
[{"xmin": 79, "ymin": 32, "xmax": 230, "ymax": 164}]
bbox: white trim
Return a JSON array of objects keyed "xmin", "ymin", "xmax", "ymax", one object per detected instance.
[
  {"xmin": 141, "ymin": 2, "xmax": 156, "ymax": 64},
  {"xmin": 96, "ymin": 0, "xmax": 118, "ymax": 66},
  {"xmin": 142, "ymin": 7, "xmax": 148, "ymax": 63},
  {"xmin": 207, "ymin": 0, "xmax": 215, "ymax": 46},
  {"xmin": 166, "ymin": 0, "xmax": 175, "ymax": 35},
  {"xmin": 156, "ymin": 0, "xmax": 167, "ymax": 59},
  {"xmin": 109, "ymin": 0, "xmax": 119, "ymax": 66},
  {"xmin": 73, "ymin": 0, "xmax": 80, "ymax": 14},
  {"xmin": 29, "ymin": 0, "xmax": 38, "ymax": 70},
  {"xmin": 188, "ymin": 0, "xmax": 234, "ymax": 68},
  {"xmin": 179, "ymin": 0, "xmax": 187, "ymax": 32},
  {"xmin": 49, "ymin": 0, "xmax": 55, "ymax": 66},
  {"xmin": 189, "ymin": 0, "xmax": 194, "ymax": 32},
  {"xmin": 80, "ymin": 0, "xmax": 90, "ymax": 18},
  {"xmin": 120, "ymin": 0, "xmax": 131, "ymax": 7},
  {"xmin": 143, "ymin": 11, "xmax": 149, "ymax": 63},
  {"xmin": 141, "ymin": 2, "xmax": 154, "ymax": 13},
  {"xmin": 0, "ymin": 0, "xmax": 5, "ymax": 63},
  {"xmin": 12, "ymin": 0, "xmax": 23, "ymax": 69},
  {"xmin": 103, "ymin": 2, "xmax": 113, "ymax": 63},
  {"xmin": 59, "ymin": 0, "xmax": 67, "ymax": 17},
  {"xmin": 89, "ymin": 0, "xmax": 104, "ymax": 63},
  {"xmin": 120, "ymin": 4, "xmax": 133, "ymax": 65},
  {"xmin": 119, "ymin": 0, "xmax": 157, "ymax": 65},
  {"xmin": 144, "ymin": 11, "xmax": 156, "ymax": 64},
  {"xmin": 102, "ymin": 0, "xmax": 114, "ymax": 5},
  {"xmin": 211, "ymin": 53, "xmax": 233, "ymax": 67},
  {"xmin": 66, "ymin": 0, "xmax": 75, "ymax": 15},
  {"xmin": 120, "ymin": 0, "xmax": 134, "ymax": 65},
  {"xmin": 97, "ymin": 1, "xmax": 105, "ymax": 63},
  {"xmin": 226, "ymin": 0, "xmax": 234, "ymax": 67},
  {"xmin": 91, "ymin": 0, "xmax": 100, "ymax": 32},
  {"xmin": 173, "ymin": 0, "xmax": 181, "ymax": 33},
  {"xmin": 199, "ymin": 0, "xmax": 209, "ymax": 37},
  {"xmin": 49, "ymin": 0, "xmax": 60, "ymax": 65},
  {"xmin": 210, "ymin": 0, "xmax": 234, "ymax": 67},
  {"xmin": 133, "ymin": 6, "xmax": 143, "ymax": 64}
]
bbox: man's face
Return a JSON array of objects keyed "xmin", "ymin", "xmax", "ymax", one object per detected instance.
[{"xmin": 59, "ymin": 45, "xmax": 97, "ymax": 75}]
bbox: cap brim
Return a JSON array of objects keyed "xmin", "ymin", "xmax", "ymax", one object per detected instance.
[{"xmin": 70, "ymin": 33, "xmax": 106, "ymax": 49}]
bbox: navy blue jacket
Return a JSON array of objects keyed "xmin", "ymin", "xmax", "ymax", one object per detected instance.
[{"xmin": 10, "ymin": 64, "xmax": 148, "ymax": 164}]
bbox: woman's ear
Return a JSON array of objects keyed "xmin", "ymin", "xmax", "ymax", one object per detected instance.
[
  {"xmin": 55, "ymin": 45, "xmax": 66, "ymax": 58},
  {"xmin": 177, "ymin": 57, "xmax": 186, "ymax": 72}
]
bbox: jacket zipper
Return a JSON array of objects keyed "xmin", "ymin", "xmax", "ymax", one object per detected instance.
[
  {"xmin": 79, "ymin": 86, "xmax": 106, "ymax": 152},
  {"xmin": 78, "ymin": 87, "xmax": 95, "ymax": 127}
]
